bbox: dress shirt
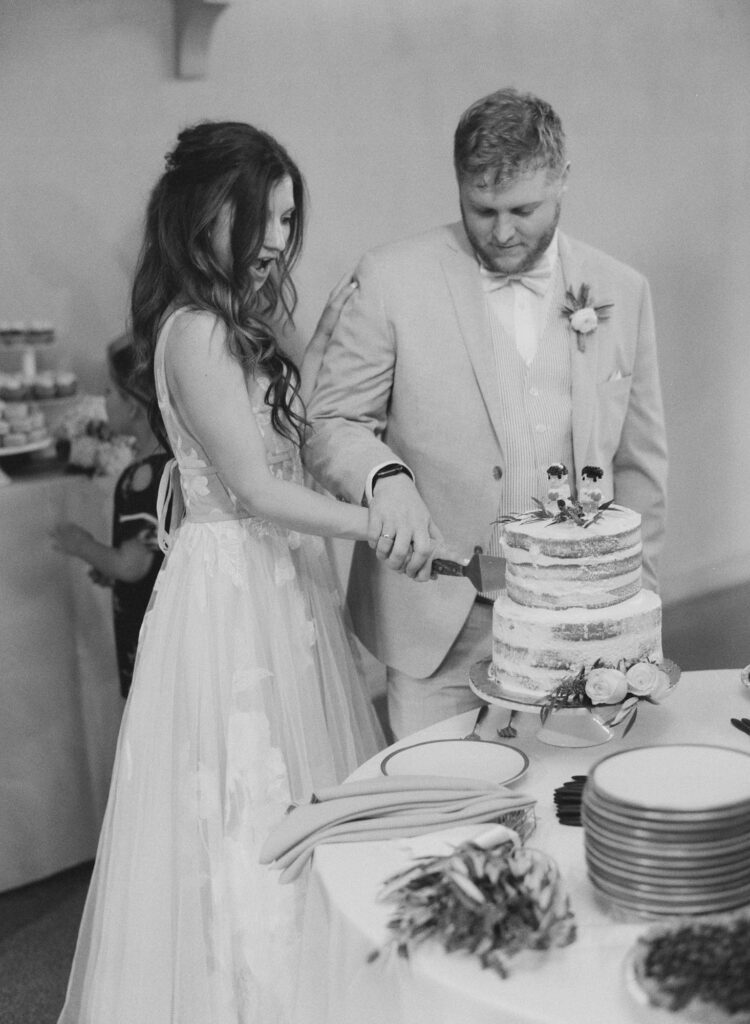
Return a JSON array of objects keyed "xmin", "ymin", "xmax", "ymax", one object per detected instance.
[{"xmin": 479, "ymin": 233, "xmax": 559, "ymax": 366}]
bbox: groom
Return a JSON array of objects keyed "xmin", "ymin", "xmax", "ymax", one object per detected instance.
[{"xmin": 304, "ymin": 87, "xmax": 667, "ymax": 739}]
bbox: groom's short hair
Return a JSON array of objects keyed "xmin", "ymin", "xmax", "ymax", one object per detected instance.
[{"xmin": 453, "ymin": 87, "xmax": 567, "ymax": 187}]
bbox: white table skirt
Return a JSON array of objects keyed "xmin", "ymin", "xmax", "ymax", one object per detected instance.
[
  {"xmin": 0, "ymin": 472, "xmax": 123, "ymax": 892},
  {"xmin": 295, "ymin": 669, "xmax": 750, "ymax": 1024}
]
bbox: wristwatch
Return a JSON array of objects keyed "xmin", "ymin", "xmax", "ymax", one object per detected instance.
[{"xmin": 372, "ymin": 463, "xmax": 414, "ymax": 491}]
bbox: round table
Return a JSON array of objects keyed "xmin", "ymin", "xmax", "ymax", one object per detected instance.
[{"xmin": 293, "ymin": 669, "xmax": 750, "ymax": 1024}]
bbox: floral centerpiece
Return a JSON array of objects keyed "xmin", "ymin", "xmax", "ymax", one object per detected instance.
[
  {"xmin": 541, "ymin": 657, "xmax": 681, "ymax": 733},
  {"xmin": 369, "ymin": 825, "xmax": 576, "ymax": 978},
  {"xmin": 53, "ymin": 395, "xmax": 134, "ymax": 477}
]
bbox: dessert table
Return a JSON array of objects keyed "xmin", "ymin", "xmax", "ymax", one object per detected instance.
[
  {"xmin": 294, "ymin": 669, "xmax": 750, "ymax": 1024},
  {"xmin": 0, "ymin": 468, "xmax": 124, "ymax": 892}
]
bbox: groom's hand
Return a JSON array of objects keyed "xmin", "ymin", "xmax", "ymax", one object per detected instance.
[{"xmin": 367, "ymin": 475, "xmax": 442, "ymax": 581}]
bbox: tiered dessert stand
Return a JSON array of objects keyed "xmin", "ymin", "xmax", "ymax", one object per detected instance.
[
  {"xmin": 0, "ymin": 438, "xmax": 54, "ymax": 484},
  {"xmin": 0, "ymin": 326, "xmax": 63, "ymax": 485}
]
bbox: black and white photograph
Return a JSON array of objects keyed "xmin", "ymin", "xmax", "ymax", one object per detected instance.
[{"xmin": 1, "ymin": 1, "xmax": 749, "ymax": 1021}]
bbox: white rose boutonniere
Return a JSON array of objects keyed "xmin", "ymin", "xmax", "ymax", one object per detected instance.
[
  {"xmin": 562, "ymin": 284, "xmax": 613, "ymax": 353},
  {"xmin": 569, "ymin": 307, "xmax": 599, "ymax": 334}
]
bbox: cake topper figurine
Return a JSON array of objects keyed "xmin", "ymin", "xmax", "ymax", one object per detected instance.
[
  {"xmin": 545, "ymin": 463, "xmax": 571, "ymax": 515},
  {"xmin": 579, "ymin": 465, "xmax": 604, "ymax": 515},
  {"xmin": 495, "ymin": 462, "xmax": 612, "ymax": 529}
]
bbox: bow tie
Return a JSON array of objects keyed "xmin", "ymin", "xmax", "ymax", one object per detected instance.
[{"xmin": 480, "ymin": 263, "xmax": 552, "ymax": 297}]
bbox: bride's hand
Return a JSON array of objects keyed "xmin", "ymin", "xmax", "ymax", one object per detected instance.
[
  {"xmin": 310, "ymin": 272, "xmax": 357, "ymax": 348},
  {"xmin": 301, "ymin": 272, "xmax": 357, "ymax": 400}
]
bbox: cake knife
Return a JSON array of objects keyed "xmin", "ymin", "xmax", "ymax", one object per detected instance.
[{"xmin": 431, "ymin": 553, "xmax": 505, "ymax": 593}]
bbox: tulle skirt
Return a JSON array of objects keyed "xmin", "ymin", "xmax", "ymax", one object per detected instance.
[{"xmin": 58, "ymin": 518, "xmax": 385, "ymax": 1024}]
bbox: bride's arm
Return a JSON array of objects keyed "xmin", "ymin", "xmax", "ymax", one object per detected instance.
[{"xmin": 165, "ymin": 310, "xmax": 370, "ymax": 542}]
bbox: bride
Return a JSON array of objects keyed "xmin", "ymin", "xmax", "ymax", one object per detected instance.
[{"xmin": 58, "ymin": 120, "xmax": 394, "ymax": 1023}]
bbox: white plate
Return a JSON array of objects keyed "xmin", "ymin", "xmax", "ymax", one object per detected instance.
[
  {"xmin": 380, "ymin": 738, "xmax": 529, "ymax": 785},
  {"xmin": 0, "ymin": 437, "xmax": 52, "ymax": 457},
  {"xmin": 590, "ymin": 744, "xmax": 750, "ymax": 812},
  {"xmin": 583, "ymin": 787, "xmax": 750, "ymax": 827},
  {"xmin": 589, "ymin": 873, "xmax": 750, "ymax": 915}
]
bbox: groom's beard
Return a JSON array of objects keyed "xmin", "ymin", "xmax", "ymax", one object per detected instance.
[{"xmin": 465, "ymin": 199, "xmax": 562, "ymax": 276}]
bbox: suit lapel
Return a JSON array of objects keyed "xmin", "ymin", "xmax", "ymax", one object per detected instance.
[
  {"xmin": 440, "ymin": 224, "xmax": 507, "ymax": 449},
  {"xmin": 558, "ymin": 233, "xmax": 598, "ymax": 477},
  {"xmin": 438, "ymin": 228, "xmax": 606, "ymax": 473}
]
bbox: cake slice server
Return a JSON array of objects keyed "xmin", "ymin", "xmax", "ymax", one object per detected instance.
[{"xmin": 431, "ymin": 553, "xmax": 505, "ymax": 593}]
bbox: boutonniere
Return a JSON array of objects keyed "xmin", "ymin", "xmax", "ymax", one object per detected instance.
[{"xmin": 561, "ymin": 284, "xmax": 613, "ymax": 352}]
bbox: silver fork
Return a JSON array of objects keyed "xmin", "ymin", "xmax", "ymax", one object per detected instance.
[
  {"xmin": 462, "ymin": 704, "xmax": 489, "ymax": 740},
  {"xmin": 497, "ymin": 710, "xmax": 517, "ymax": 739}
]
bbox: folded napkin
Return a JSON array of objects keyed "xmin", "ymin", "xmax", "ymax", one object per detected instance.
[{"xmin": 260, "ymin": 774, "xmax": 535, "ymax": 882}]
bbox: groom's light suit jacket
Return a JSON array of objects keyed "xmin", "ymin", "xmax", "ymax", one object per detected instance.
[{"xmin": 304, "ymin": 224, "xmax": 668, "ymax": 680}]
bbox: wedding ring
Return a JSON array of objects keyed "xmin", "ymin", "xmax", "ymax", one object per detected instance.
[{"xmin": 380, "ymin": 532, "xmax": 393, "ymax": 540}]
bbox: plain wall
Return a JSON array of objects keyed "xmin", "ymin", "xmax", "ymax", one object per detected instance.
[{"xmin": 1, "ymin": 0, "xmax": 749, "ymax": 607}]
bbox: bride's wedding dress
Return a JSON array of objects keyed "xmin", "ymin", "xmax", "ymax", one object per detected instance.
[{"xmin": 58, "ymin": 309, "xmax": 384, "ymax": 1023}]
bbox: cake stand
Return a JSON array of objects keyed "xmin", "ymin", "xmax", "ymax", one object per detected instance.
[
  {"xmin": 469, "ymin": 657, "xmax": 545, "ymax": 715},
  {"xmin": 469, "ymin": 657, "xmax": 617, "ymax": 748},
  {"xmin": 0, "ymin": 436, "xmax": 53, "ymax": 485}
]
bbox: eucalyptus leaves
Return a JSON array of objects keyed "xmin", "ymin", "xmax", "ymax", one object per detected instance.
[{"xmin": 369, "ymin": 823, "xmax": 576, "ymax": 978}]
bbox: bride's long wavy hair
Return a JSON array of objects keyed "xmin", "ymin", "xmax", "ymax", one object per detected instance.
[{"xmin": 130, "ymin": 121, "xmax": 306, "ymax": 451}]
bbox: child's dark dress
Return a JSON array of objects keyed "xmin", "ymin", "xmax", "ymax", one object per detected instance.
[{"xmin": 112, "ymin": 453, "xmax": 169, "ymax": 697}]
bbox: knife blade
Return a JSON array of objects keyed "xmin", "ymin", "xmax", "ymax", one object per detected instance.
[{"xmin": 431, "ymin": 553, "xmax": 505, "ymax": 593}]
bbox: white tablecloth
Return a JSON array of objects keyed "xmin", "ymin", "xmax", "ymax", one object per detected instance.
[
  {"xmin": 295, "ymin": 669, "xmax": 750, "ymax": 1024},
  {"xmin": 0, "ymin": 471, "xmax": 123, "ymax": 892}
]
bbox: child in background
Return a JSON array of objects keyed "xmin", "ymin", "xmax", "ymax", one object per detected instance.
[{"xmin": 51, "ymin": 335, "xmax": 169, "ymax": 697}]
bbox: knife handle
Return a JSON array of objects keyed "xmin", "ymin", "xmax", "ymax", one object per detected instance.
[{"xmin": 431, "ymin": 558, "xmax": 466, "ymax": 578}]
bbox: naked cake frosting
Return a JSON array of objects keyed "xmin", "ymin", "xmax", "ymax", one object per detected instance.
[{"xmin": 484, "ymin": 467, "xmax": 662, "ymax": 705}]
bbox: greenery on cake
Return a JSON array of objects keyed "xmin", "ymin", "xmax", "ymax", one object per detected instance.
[
  {"xmin": 496, "ymin": 495, "xmax": 614, "ymax": 529},
  {"xmin": 540, "ymin": 657, "xmax": 681, "ymax": 729},
  {"xmin": 369, "ymin": 825, "xmax": 576, "ymax": 978}
]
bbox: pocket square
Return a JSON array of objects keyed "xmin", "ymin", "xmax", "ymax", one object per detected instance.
[{"xmin": 608, "ymin": 369, "xmax": 623, "ymax": 381}]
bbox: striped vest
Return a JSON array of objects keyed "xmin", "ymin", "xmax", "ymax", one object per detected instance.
[{"xmin": 483, "ymin": 264, "xmax": 574, "ymax": 584}]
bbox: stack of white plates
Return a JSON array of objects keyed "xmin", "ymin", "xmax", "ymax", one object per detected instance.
[{"xmin": 582, "ymin": 744, "xmax": 750, "ymax": 917}]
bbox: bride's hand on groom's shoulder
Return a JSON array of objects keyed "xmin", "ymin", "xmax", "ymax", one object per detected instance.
[
  {"xmin": 301, "ymin": 272, "xmax": 358, "ymax": 399},
  {"xmin": 312, "ymin": 272, "xmax": 358, "ymax": 345}
]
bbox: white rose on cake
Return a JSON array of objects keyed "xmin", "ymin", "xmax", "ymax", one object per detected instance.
[
  {"xmin": 625, "ymin": 662, "xmax": 671, "ymax": 702},
  {"xmin": 585, "ymin": 667, "xmax": 629, "ymax": 705}
]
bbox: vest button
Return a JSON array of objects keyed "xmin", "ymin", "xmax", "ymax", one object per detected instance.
[
  {"xmin": 492, "ymin": 466, "xmax": 503, "ymax": 480},
  {"xmin": 474, "ymin": 545, "xmax": 484, "ymax": 554}
]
